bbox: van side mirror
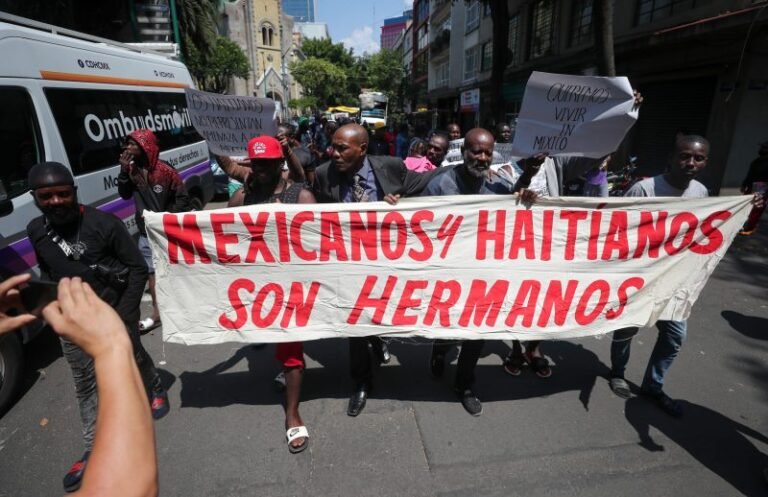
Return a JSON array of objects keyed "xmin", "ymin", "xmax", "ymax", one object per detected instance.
[{"xmin": 0, "ymin": 180, "xmax": 13, "ymax": 217}]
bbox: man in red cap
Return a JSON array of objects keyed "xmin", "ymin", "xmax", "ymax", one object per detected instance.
[
  {"xmin": 227, "ymin": 135, "xmax": 316, "ymax": 454},
  {"xmin": 117, "ymin": 129, "xmax": 191, "ymax": 334}
]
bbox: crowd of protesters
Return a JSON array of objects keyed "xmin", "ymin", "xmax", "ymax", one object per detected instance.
[{"xmin": 3, "ymin": 100, "xmax": 766, "ymax": 495}]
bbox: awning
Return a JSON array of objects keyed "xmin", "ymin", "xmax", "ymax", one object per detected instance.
[{"xmin": 327, "ymin": 106, "xmax": 360, "ymax": 113}]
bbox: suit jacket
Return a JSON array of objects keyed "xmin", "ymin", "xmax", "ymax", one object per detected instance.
[{"xmin": 313, "ymin": 154, "xmax": 445, "ymax": 203}]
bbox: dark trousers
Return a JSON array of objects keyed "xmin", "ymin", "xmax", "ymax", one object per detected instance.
[
  {"xmin": 126, "ymin": 321, "xmax": 164, "ymax": 396},
  {"xmin": 433, "ymin": 339, "xmax": 485, "ymax": 390},
  {"xmin": 349, "ymin": 336, "xmax": 386, "ymax": 387},
  {"xmin": 64, "ymin": 320, "xmax": 163, "ymax": 452}
]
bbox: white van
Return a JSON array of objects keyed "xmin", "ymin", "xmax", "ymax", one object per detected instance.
[{"xmin": 0, "ymin": 13, "xmax": 214, "ymax": 411}]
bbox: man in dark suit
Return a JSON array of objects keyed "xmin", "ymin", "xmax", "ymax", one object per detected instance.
[{"xmin": 313, "ymin": 123, "xmax": 440, "ymax": 417}]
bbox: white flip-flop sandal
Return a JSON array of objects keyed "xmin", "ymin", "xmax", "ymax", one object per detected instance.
[
  {"xmin": 286, "ymin": 426, "xmax": 309, "ymax": 454},
  {"xmin": 139, "ymin": 317, "xmax": 160, "ymax": 332}
]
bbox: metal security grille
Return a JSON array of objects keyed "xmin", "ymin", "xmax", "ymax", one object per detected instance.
[
  {"xmin": 529, "ymin": 0, "xmax": 554, "ymax": 59},
  {"xmin": 636, "ymin": 0, "xmax": 698, "ymax": 25},
  {"xmin": 508, "ymin": 14, "xmax": 520, "ymax": 64},
  {"xmin": 570, "ymin": 0, "xmax": 594, "ymax": 46}
]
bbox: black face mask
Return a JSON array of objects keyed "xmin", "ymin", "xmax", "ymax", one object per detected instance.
[{"xmin": 36, "ymin": 198, "xmax": 80, "ymax": 226}]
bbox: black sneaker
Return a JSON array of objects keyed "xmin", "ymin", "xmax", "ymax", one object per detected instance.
[
  {"xmin": 151, "ymin": 390, "xmax": 170, "ymax": 420},
  {"xmin": 609, "ymin": 376, "xmax": 632, "ymax": 399},
  {"xmin": 641, "ymin": 388, "xmax": 683, "ymax": 418},
  {"xmin": 457, "ymin": 389, "xmax": 482, "ymax": 416},
  {"xmin": 62, "ymin": 451, "xmax": 90, "ymax": 493}
]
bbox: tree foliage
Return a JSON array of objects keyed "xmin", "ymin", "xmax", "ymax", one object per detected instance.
[
  {"xmin": 288, "ymin": 96, "xmax": 319, "ymax": 110},
  {"xmin": 289, "ymin": 57, "xmax": 348, "ymax": 108},
  {"xmin": 300, "ymin": 38, "xmax": 355, "ymax": 69},
  {"xmin": 365, "ymin": 49, "xmax": 404, "ymax": 99},
  {"xmin": 187, "ymin": 36, "xmax": 250, "ymax": 93},
  {"xmin": 177, "ymin": 0, "xmax": 218, "ymax": 62}
]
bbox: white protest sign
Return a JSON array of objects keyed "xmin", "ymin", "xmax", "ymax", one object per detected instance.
[
  {"xmin": 442, "ymin": 138, "xmax": 464, "ymax": 166},
  {"xmin": 185, "ymin": 88, "xmax": 277, "ymax": 156},
  {"xmin": 511, "ymin": 72, "xmax": 638, "ymax": 158},
  {"xmin": 493, "ymin": 142, "xmax": 515, "ymax": 165},
  {"xmin": 144, "ymin": 195, "xmax": 750, "ymax": 345}
]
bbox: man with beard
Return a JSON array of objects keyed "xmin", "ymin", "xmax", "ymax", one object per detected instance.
[
  {"xmin": 226, "ymin": 136, "xmax": 316, "ymax": 454},
  {"xmin": 422, "ymin": 128, "xmax": 536, "ymax": 416},
  {"xmin": 313, "ymin": 123, "xmax": 441, "ymax": 417},
  {"xmin": 117, "ymin": 129, "xmax": 190, "ymax": 332},
  {"xmin": 25, "ymin": 162, "xmax": 168, "ymax": 492}
]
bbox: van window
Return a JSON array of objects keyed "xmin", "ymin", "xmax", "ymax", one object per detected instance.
[
  {"xmin": 0, "ymin": 87, "xmax": 44, "ymax": 199},
  {"xmin": 44, "ymin": 88, "xmax": 202, "ymax": 176}
]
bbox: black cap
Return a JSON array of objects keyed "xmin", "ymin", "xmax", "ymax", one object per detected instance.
[{"xmin": 28, "ymin": 162, "xmax": 74, "ymax": 190}]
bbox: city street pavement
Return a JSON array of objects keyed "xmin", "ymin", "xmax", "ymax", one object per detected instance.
[{"xmin": 1, "ymin": 197, "xmax": 766, "ymax": 497}]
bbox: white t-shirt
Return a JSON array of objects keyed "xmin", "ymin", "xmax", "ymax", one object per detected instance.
[{"xmin": 625, "ymin": 175, "xmax": 708, "ymax": 198}]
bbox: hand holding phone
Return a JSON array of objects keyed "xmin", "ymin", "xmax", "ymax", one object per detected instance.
[
  {"xmin": 18, "ymin": 279, "xmax": 59, "ymax": 318},
  {"xmin": 0, "ymin": 274, "xmax": 39, "ymax": 334}
]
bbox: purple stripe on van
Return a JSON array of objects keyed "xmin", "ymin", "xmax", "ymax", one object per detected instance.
[
  {"xmin": 1, "ymin": 238, "xmax": 36, "ymax": 275},
  {"xmin": 179, "ymin": 160, "xmax": 211, "ymax": 180}
]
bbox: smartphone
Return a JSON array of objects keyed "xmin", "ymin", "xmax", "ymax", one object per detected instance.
[{"xmin": 18, "ymin": 280, "xmax": 58, "ymax": 316}]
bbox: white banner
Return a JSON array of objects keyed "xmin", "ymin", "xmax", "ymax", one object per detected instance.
[
  {"xmin": 144, "ymin": 195, "xmax": 751, "ymax": 345},
  {"xmin": 511, "ymin": 71, "xmax": 638, "ymax": 158},
  {"xmin": 185, "ymin": 88, "xmax": 277, "ymax": 156}
]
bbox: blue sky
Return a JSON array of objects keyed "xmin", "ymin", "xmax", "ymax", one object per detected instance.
[{"xmin": 316, "ymin": 0, "xmax": 413, "ymax": 55}]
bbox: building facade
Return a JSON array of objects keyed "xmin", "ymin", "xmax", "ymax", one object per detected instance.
[
  {"xmin": 219, "ymin": 0, "xmax": 303, "ymax": 117},
  {"xmin": 294, "ymin": 21, "xmax": 330, "ymax": 41},
  {"xmin": 381, "ymin": 10, "xmax": 413, "ymax": 50},
  {"xmin": 282, "ymin": 0, "xmax": 316, "ymax": 22},
  {"xmin": 422, "ymin": 0, "xmax": 768, "ymax": 191},
  {"xmin": 410, "ymin": 0, "xmax": 431, "ymax": 121}
]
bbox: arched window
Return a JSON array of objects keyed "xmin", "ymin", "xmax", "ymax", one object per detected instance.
[{"xmin": 261, "ymin": 23, "xmax": 275, "ymax": 46}]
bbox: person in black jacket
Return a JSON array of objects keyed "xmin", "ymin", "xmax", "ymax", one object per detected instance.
[
  {"xmin": 26, "ymin": 162, "xmax": 169, "ymax": 492},
  {"xmin": 313, "ymin": 123, "xmax": 444, "ymax": 417}
]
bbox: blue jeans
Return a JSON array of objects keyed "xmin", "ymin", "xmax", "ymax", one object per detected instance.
[{"xmin": 610, "ymin": 320, "xmax": 687, "ymax": 394}]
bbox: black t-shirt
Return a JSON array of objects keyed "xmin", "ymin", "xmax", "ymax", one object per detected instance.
[
  {"xmin": 26, "ymin": 205, "xmax": 148, "ymax": 323},
  {"xmin": 743, "ymin": 156, "xmax": 768, "ymax": 189}
]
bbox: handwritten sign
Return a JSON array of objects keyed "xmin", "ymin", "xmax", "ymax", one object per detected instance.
[
  {"xmin": 511, "ymin": 72, "xmax": 638, "ymax": 158},
  {"xmin": 185, "ymin": 88, "xmax": 277, "ymax": 156}
]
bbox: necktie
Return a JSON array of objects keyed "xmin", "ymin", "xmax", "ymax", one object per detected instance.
[{"xmin": 352, "ymin": 174, "xmax": 369, "ymax": 203}]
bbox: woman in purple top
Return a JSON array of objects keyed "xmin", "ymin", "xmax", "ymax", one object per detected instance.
[{"xmin": 583, "ymin": 154, "xmax": 611, "ymax": 197}]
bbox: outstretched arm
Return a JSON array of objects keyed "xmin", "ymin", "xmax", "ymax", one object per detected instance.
[
  {"xmin": 216, "ymin": 155, "xmax": 251, "ymax": 184},
  {"xmin": 44, "ymin": 278, "xmax": 157, "ymax": 497}
]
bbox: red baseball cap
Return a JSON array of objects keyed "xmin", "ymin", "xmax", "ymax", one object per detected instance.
[{"xmin": 247, "ymin": 135, "xmax": 284, "ymax": 159}]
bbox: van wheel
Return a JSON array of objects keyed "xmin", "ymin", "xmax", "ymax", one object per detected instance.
[
  {"xmin": 0, "ymin": 334, "xmax": 24, "ymax": 414},
  {"xmin": 189, "ymin": 196, "xmax": 203, "ymax": 211}
]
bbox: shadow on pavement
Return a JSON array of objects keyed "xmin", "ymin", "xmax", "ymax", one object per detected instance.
[
  {"xmin": 721, "ymin": 310, "xmax": 768, "ymax": 341},
  {"xmin": 625, "ymin": 397, "xmax": 768, "ymax": 496},
  {"xmin": 1, "ymin": 327, "xmax": 63, "ymax": 418},
  {"xmin": 715, "ymin": 215, "xmax": 768, "ymax": 299},
  {"xmin": 178, "ymin": 337, "xmax": 610, "ymax": 411}
]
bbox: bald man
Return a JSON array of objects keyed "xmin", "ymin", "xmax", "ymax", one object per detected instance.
[
  {"xmin": 313, "ymin": 123, "xmax": 445, "ymax": 416},
  {"xmin": 422, "ymin": 128, "xmax": 536, "ymax": 416}
]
